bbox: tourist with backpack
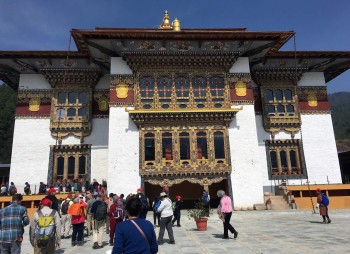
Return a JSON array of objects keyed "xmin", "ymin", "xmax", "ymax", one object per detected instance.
[
  {"xmin": 108, "ymin": 196, "xmax": 124, "ymax": 246},
  {"xmin": 90, "ymin": 194, "xmax": 107, "ymax": 249},
  {"xmin": 68, "ymin": 197, "xmax": 87, "ymax": 246},
  {"xmin": 86, "ymin": 193, "xmax": 96, "ymax": 237},
  {"xmin": 136, "ymin": 188, "xmax": 150, "ymax": 219},
  {"xmin": 60, "ymin": 194, "xmax": 73, "ymax": 239},
  {"xmin": 152, "ymin": 196, "xmax": 161, "ymax": 227},
  {"xmin": 202, "ymin": 190, "xmax": 210, "ymax": 217},
  {"xmin": 316, "ymin": 188, "xmax": 331, "ymax": 223},
  {"xmin": 0, "ymin": 194, "xmax": 30, "ymax": 254},
  {"xmin": 30, "ymin": 197, "xmax": 61, "ymax": 254}
]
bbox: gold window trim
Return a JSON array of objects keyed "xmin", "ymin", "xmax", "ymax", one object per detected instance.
[
  {"xmin": 260, "ymin": 85, "xmax": 301, "ymax": 135},
  {"xmin": 134, "ymin": 71, "xmax": 231, "ymax": 111},
  {"xmin": 139, "ymin": 125, "xmax": 232, "ymax": 177},
  {"xmin": 50, "ymin": 86, "xmax": 92, "ymax": 141},
  {"xmin": 52, "ymin": 144, "xmax": 90, "ymax": 180}
]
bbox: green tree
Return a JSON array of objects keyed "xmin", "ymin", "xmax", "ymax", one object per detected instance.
[{"xmin": 0, "ymin": 83, "xmax": 16, "ymax": 163}]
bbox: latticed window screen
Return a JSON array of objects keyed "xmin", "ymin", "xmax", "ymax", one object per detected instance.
[
  {"xmin": 51, "ymin": 145, "xmax": 90, "ymax": 180},
  {"xmin": 266, "ymin": 140, "xmax": 304, "ymax": 177},
  {"xmin": 137, "ymin": 74, "xmax": 229, "ymax": 110}
]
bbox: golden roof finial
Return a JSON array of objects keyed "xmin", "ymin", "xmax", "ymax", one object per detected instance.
[
  {"xmin": 159, "ymin": 10, "xmax": 172, "ymax": 29},
  {"xmin": 172, "ymin": 18, "xmax": 181, "ymax": 31}
]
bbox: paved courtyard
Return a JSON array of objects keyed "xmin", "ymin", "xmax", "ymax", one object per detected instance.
[{"xmin": 20, "ymin": 209, "xmax": 350, "ymax": 254}]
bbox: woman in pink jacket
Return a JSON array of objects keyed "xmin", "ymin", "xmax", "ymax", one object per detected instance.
[{"xmin": 217, "ymin": 190, "xmax": 238, "ymax": 239}]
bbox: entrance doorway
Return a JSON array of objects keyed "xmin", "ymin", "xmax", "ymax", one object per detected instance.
[{"xmin": 144, "ymin": 178, "xmax": 228, "ymax": 209}]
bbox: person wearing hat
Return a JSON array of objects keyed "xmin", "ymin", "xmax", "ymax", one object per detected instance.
[
  {"xmin": 136, "ymin": 188, "xmax": 150, "ymax": 219},
  {"xmin": 156, "ymin": 192, "xmax": 175, "ymax": 245},
  {"xmin": 45, "ymin": 188, "xmax": 59, "ymax": 212},
  {"xmin": 171, "ymin": 195, "xmax": 183, "ymax": 227},
  {"xmin": 30, "ymin": 198, "xmax": 61, "ymax": 253},
  {"xmin": 316, "ymin": 188, "xmax": 331, "ymax": 223}
]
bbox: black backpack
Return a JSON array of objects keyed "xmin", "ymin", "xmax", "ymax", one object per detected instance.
[
  {"xmin": 94, "ymin": 202, "xmax": 107, "ymax": 221},
  {"xmin": 139, "ymin": 194, "xmax": 150, "ymax": 211},
  {"xmin": 61, "ymin": 200, "xmax": 69, "ymax": 215}
]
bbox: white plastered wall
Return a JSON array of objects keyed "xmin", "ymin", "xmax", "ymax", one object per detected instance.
[
  {"xmin": 10, "ymin": 119, "xmax": 53, "ymax": 193},
  {"xmin": 298, "ymin": 72, "xmax": 341, "ymax": 184},
  {"xmin": 10, "ymin": 74, "xmax": 110, "ymax": 192},
  {"xmin": 229, "ymin": 105, "xmax": 264, "ymax": 208},
  {"xmin": 108, "ymin": 57, "xmax": 139, "ymax": 195},
  {"xmin": 228, "ymin": 58, "xmax": 264, "ymax": 208},
  {"xmin": 108, "ymin": 107, "xmax": 139, "ymax": 195}
]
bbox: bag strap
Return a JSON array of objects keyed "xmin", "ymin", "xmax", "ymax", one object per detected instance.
[{"xmin": 130, "ymin": 220, "xmax": 150, "ymax": 249}]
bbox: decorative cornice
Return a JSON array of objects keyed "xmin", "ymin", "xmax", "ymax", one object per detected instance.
[
  {"xmin": 17, "ymin": 89, "xmax": 52, "ymax": 100},
  {"xmin": 300, "ymin": 110, "xmax": 331, "ymax": 115},
  {"xmin": 40, "ymin": 68, "xmax": 102, "ymax": 87},
  {"xmin": 143, "ymin": 175, "xmax": 228, "ymax": 186},
  {"xmin": 15, "ymin": 115, "xmax": 50, "ymax": 119},
  {"xmin": 123, "ymin": 51, "xmax": 239, "ymax": 71},
  {"xmin": 127, "ymin": 108, "xmax": 240, "ymax": 126},
  {"xmin": 252, "ymin": 68, "xmax": 306, "ymax": 83}
]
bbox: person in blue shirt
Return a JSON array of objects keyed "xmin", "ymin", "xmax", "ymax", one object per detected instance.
[{"xmin": 112, "ymin": 197, "xmax": 158, "ymax": 254}]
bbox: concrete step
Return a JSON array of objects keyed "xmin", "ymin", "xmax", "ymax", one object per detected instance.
[{"xmin": 254, "ymin": 204, "xmax": 267, "ymax": 211}]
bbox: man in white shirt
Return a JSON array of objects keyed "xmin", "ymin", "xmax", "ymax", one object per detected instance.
[{"xmin": 156, "ymin": 192, "xmax": 175, "ymax": 245}]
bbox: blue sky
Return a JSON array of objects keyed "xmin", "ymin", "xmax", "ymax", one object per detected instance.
[{"xmin": 1, "ymin": 0, "xmax": 350, "ymax": 93}]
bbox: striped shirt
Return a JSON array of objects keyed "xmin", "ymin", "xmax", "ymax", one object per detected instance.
[{"xmin": 0, "ymin": 201, "xmax": 29, "ymax": 243}]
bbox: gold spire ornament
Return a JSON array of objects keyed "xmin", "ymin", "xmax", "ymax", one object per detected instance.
[
  {"xmin": 159, "ymin": 10, "xmax": 172, "ymax": 29},
  {"xmin": 173, "ymin": 18, "xmax": 181, "ymax": 31}
]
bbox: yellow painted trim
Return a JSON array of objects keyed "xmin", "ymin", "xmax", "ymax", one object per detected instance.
[{"xmin": 126, "ymin": 108, "xmax": 242, "ymax": 114}]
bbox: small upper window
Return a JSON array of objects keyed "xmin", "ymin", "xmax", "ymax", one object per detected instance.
[
  {"xmin": 284, "ymin": 89, "xmax": 293, "ymax": 101},
  {"xmin": 79, "ymin": 92, "xmax": 87, "ymax": 104},
  {"xmin": 275, "ymin": 90, "xmax": 283, "ymax": 101},
  {"xmin": 265, "ymin": 90, "xmax": 274, "ymax": 101},
  {"xmin": 68, "ymin": 92, "xmax": 77, "ymax": 104},
  {"xmin": 58, "ymin": 92, "xmax": 66, "ymax": 104}
]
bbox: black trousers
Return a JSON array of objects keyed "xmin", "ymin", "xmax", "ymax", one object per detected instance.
[
  {"xmin": 153, "ymin": 211, "xmax": 160, "ymax": 225},
  {"xmin": 72, "ymin": 222, "xmax": 84, "ymax": 242},
  {"xmin": 223, "ymin": 212, "xmax": 236, "ymax": 237},
  {"xmin": 171, "ymin": 211, "xmax": 181, "ymax": 226}
]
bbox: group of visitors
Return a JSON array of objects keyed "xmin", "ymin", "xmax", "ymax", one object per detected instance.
[
  {"xmin": 0, "ymin": 183, "xmax": 331, "ymax": 254},
  {"xmin": 0, "ymin": 182, "xmax": 18, "ymax": 196}
]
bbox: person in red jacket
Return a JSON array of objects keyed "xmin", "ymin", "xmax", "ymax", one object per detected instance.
[
  {"xmin": 68, "ymin": 198, "xmax": 86, "ymax": 246},
  {"xmin": 108, "ymin": 196, "xmax": 124, "ymax": 245}
]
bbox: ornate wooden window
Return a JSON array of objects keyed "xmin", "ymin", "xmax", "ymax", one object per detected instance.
[
  {"xmin": 261, "ymin": 86, "xmax": 300, "ymax": 134},
  {"xmin": 266, "ymin": 140, "xmax": 306, "ymax": 179},
  {"xmin": 50, "ymin": 144, "xmax": 91, "ymax": 181},
  {"xmin": 136, "ymin": 72, "xmax": 230, "ymax": 110},
  {"xmin": 51, "ymin": 88, "xmax": 92, "ymax": 140},
  {"xmin": 140, "ymin": 126, "xmax": 231, "ymax": 176}
]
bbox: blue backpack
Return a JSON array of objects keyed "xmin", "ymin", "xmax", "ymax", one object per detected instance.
[
  {"xmin": 153, "ymin": 200, "xmax": 161, "ymax": 212},
  {"xmin": 321, "ymin": 193, "xmax": 329, "ymax": 206}
]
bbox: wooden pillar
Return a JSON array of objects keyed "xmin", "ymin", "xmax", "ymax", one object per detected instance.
[
  {"xmin": 286, "ymin": 149, "xmax": 292, "ymax": 174},
  {"xmin": 63, "ymin": 155, "xmax": 68, "ymax": 180},
  {"xmin": 74, "ymin": 154, "xmax": 79, "ymax": 179},
  {"xmin": 276, "ymin": 149, "xmax": 282, "ymax": 173}
]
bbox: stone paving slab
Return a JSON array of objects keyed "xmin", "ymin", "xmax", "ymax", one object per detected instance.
[{"xmin": 19, "ymin": 210, "xmax": 350, "ymax": 254}]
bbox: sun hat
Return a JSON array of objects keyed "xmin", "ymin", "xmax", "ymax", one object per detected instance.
[
  {"xmin": 176, "ymin": 195, "xmax": 181, "ymax": 199},
  {"xmin": 48, "ymin": 188, "xmax": 56, "ymax": 194},
  {"xmin": 160, "ymin": 192, "xmax": 167, "ymax": 197},
  {"xmin": 137, "ymin": 188, "xmax": 143, "ymax": 193},
  {"xmin": 40, "ymin": 198, "xmax": 52, "ymax": 206}
]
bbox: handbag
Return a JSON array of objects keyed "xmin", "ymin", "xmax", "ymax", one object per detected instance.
[{"xmin": 130, "ymin": 220, "xmax": 150, "ymax": 249}]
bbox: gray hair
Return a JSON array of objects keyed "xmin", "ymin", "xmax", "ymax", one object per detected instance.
[
  {"xmin": 217, "ymin": 190, "xmax": 225, "ymax": 198},
  {"xmin": 73, "ymin": 197, "xmax": 80, "ymax": 204}
]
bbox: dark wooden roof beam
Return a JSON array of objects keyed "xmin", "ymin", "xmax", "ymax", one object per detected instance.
[{"xmin": 86, "ymin": 40, "xmax": 120, "ymax": 57}]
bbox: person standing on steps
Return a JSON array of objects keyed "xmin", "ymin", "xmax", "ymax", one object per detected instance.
[
  {"xmin": 217, "ymin": 190, "xmax": 238, "ymax": 240},
  {"xmin": 316, "ymin": 188, "xmax": 331, "ymax": 224},
  {"xmin": 156, "ymin": 192, "xmax": 175, "ymax": 245}
]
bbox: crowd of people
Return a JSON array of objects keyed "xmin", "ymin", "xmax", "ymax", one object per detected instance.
[{"xmin": 0, "ymin": 180, "xmax": 332, "ymax": 254}]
